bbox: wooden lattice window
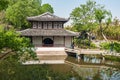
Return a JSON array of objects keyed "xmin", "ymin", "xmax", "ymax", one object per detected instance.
[
  {"xmin": 38, "ymin": 22, "xmax": 42, "ymax": 29},
  {"xmin": 54, "ymin": 22, "xmax": 58, "ymax": 29},
  {"xmin": 48, "ymin": 22, "xmax": 52, "ymax": 29},
  {"xmin": 43, "ymin": 22, "xmax": 48, "ymax": 29},
  {"xmin": 33, "ymin": 22, "xmax": 37, "ymax": 28},
  {"xmin": 58, "ymin": 22, "xmax": 63, "ymax": 29}
]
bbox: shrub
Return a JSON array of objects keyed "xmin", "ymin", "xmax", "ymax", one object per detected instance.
[
  {"xmin": 105, "ymin": 55, "xmax": 120, "ymax": 62},
  {"xmin": 100, "ymin": 42, "xmax": 110, "ymax": 50},
  {"xmin": 74, "ymin": 39, "xmax": 97, "ymax": 49},
  {"xmin": 100, "ymin": 41, "xmax": 120, "ymax": 53},
  {"xmin": 90, "ymin": 42, "xmax": 97, "ymax": 49},
  {"xmin": 114, "ymin": 42, "xmax": 120, "ymax": 53}
]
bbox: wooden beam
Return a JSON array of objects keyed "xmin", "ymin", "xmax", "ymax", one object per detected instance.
[
  {"xmin": 53, "ymin": 36, "xmax": 54, "ymax": 46},
  {"xmin": 52, "ymin": 22, "xmax": 54, "ymax": 29},
  {"xmin": 42, "ymin": 36, "xmax": 43, "ymax": 46},
  {"xmin": 42, "ymin": 22, "xmax": 43, "ymax": 29},
  {"xmin": 64, "ymin": 36, "xmax": 65, "ymax": 47}
]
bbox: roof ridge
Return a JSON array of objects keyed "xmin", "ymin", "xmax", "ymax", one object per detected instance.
[
  {"xmin": 20, "ymin": 29, "xmax": 78, "ymax": 36},
  {"xmin": 38, "ymin": 12, "xmax": 54, "ymax": 17},
  {"xmin": 27, "ymin": 12, "xmax": 57, "ymax": 18},
  {"xmin": 27, "ymin": 12, "xmax": 68, "ymax": 21}
]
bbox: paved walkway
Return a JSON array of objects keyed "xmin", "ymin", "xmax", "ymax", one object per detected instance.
[
  {"xmin": 66, "ymin": 48, "xmax": 120, "ymax": 56},
  {"xmin": 36, "ymin": 47, "xmax": 65, "ymax": 51},
  {"xmin": 65, "ymin": 48, "xmax": 104, "ymax": 54}
]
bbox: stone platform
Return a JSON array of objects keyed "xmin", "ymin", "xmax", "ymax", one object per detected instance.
[{"xmin": 35, "ymin": 47, "xmax": 67, "ymax": 64}]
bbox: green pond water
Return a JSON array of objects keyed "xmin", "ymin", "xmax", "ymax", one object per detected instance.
[{"xmin": 48, "ymin": 55, "xmax": 120, "ymax": 80}]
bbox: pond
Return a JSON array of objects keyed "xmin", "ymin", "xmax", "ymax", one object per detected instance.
[{"xmin": 48, "ymin": 55, "xmax": 120, "ymax": 80}]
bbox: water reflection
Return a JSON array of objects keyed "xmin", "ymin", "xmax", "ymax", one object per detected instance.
[
  {"xmin": 70, "ymin": 63, "xmax": 120, "ymax": 80},
  {"xmin": 65, "ymin": 55, "xmax": 120, "ymax": 80},
  {"xmin": 34, "ymin": 53, "xmax": 120, "ymax": 80},
  {"xmin": 84, "ymin": 55, "xmax": 102, "ymax": 63},
  {"xmin": 67, "ymin": 54, "xmax": 120, "ymax": 66},
  {"xmin": 100, "ymin": 68, "xmax": 120, "ymax": 80}
]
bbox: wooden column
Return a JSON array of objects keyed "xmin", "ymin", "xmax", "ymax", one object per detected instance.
[
  {"xmin": 31, "ymin": 36, "xmax": 33, "ymax": 43},
  {"xmin": 42, "ymin": 22, "xmax": 43, "ymax": 29},
  {"xmin": 53, "ymin": 36, "xmax": 54, "ymax": 47},
  {"xmin": 62, "ymin": 22, "xmax": 64, "ymax": 29},
  {"xmin": 42, "ymin": 36, "xmax": 43, "ymax": 46},
  {"xmin": 52, "ymin": 22, "xmax": 54, "ymax": 29},
  {"xmin": 72, "ymin": 36, "xmax": 74, "ymax": 43},
  {"xmin": 47, "ymin": 22, "xmax": 48, "ymax": 29},
  {"xmin": 64, "ymin": 36, "xmax": 65, "ymax": 47},
  {"xmin": 71, "ymin": 36, "xmax": 72, "ymax": 44},
  {"xmin": 36, "ymin": 21, "xmax": 38, "ymax": 28}
]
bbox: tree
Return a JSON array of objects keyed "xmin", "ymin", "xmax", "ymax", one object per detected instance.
[
  {"xmin": 0, "ymin": 0, "xmax": 9, "ymax": 11},
  {"xmin": 0, "ymin": 26, "xmax": 36, "ymax": 61},
  {"xmin": 95, "ymin": 7, "xmax": 112, "ymax": 41},
  {"xmin": 113, "ymin": 17, "xmax": 120, "ymax": 27},
  {"xmin": 70, "ymin": 0, "xmax": 97, "ymax": 32},
  {"xmin": 1, "ymin": 0, "xmax": 54, "ymax": 29},
  {"xmin": 5, "ymin": 0, "xmax": 42, "ymax": 29},
  {"xmin": 70, "ymin": 0, "xmax": 98, "ymax": 48},
  {"xmin": 71, "ymin": 0, "xmax": 112, "ymax": 41},
  {"xmin": 41, "ymin": 4, "xmax": 54, "ymax": 13}
]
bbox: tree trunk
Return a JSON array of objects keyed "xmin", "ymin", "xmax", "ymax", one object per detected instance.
[
  {"xmin": 0, "ymin": 50, "xmax": 13, "ymax": 60},
  {"xmin": 99, "ymin": 22, "xmax": 108, "ymax": 41},
  {"xmin": 102, "ymin": 32, "xmax": 108, "ymax": 41}
]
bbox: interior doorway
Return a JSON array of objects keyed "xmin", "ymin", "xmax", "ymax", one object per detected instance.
[{"xmin": 43, "ymin": 38, "xmax": 53, "ymax": 47}]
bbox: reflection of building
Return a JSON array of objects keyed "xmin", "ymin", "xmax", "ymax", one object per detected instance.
[{"xmin": 20, "ymin": 12, "xmax": 78, "ymax": 48}]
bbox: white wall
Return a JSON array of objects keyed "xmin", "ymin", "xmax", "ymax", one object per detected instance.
[
  {"xmin": 65, "ymin": 37, "xmax": 72, "ymax": 48},
  {"xmin": 54, "ymin": 37, "xmax": 64, "ymax": 46},
  {"xmin": 32, "ymin": 37, "xmax": 42, "ymax": 46},
  {"xmin": 32, "ymin": 36, "xmax": 72, "ymax": 48}
]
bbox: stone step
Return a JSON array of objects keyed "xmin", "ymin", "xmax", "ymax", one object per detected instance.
[
  {"xmin": 36, "ymin": 51, "xmax": 67, "ymax": 55},
  {"xmin": 37, "ymin": 55, "xmax": 67, "ymax": 60},
  {"xmin": 36, "ymin": 51, "xmax": 67, "ymax": 60}
]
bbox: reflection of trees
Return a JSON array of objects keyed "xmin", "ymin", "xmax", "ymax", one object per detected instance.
[
  {"xmin": 110, "ymin": 71, "xmax": 120, "ymax": 80},
  {"xmin": 93, "ymin": 72, "xmax": 102, "ymax": 80},
  {"xmin": 100, "ymin": 68, "xmax": 120, "ymax": 80},
  {"xmin": 72, "ymin": 65, "xmax": 99, "ymax": 79}
]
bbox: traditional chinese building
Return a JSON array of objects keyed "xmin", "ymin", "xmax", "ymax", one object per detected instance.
[{"xmin": 20, "ymin": 12, "xmax": 78, "ymax": 48}]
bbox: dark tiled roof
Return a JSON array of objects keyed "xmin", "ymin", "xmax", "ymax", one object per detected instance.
[
  {"xmin": 27, "ymin": 12, "xmax": 68, "ymax": 22},
  {"xmin": 19, "ymin": 29, "xmax": 78, "ymax": 36}
]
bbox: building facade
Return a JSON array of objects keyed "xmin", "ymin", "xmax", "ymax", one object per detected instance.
[{"xmin": 20, "ymin": 12, "xmax": 78, "ymax": 48}]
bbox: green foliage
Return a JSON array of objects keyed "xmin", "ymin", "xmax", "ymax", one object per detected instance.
[
  {"xmin": 95, "ymin": 6, "xmax": 112, "ymax": 35},
  {"xmin": 0, "ymin": 0, "xmax": 9, "ymax": 11},
  {"xmin": 93, "ymin": 73, "xmax": 102, "ymax": 80},
  {"xmin": 90, "ymin": 42, "xmax": 97, "ymax": 48},
  {"xmin": 113, "ymin": 42, "xmax": 120, "ymax": 53},
  {"xmin": 92, "ymin": 17, "xmax": 120, "ymax": 40},
  {"xmin": 105, "ymin": 55, "xmax": 120, "ymax": 62},
  {"xmin": 100, "ymin": 42, "xmax": 110, "ymax": 50},
  {"xmin": 41, "ymin": 4, "xmax": 54, "ymax": 13},
  {"xmin": 100, "ymin": 41, "xmax": 120, "ymax": 53},
  {"xmin": 71, "ymin": 0, "xmax": 112, "ymax": 41},
  {"xmin": 95, "ymin": 7, "xmax": 112, "ymax": 24},
  {"xmin": 104, "ymin": 26, "xmax": 120, "ymax": 40},
  {"xmin": 70, "ymin": 0, "xmax": 97, "ymax": 32},
  {"xmin": 4, "ymin": 0, "xmax": 54, "ymax": 29},
  {"xmin": 75, "ymin": 39, "xmax": 97, "ymax": 49},
  {"xmin": 5, "ymin": 0, "xmax": 42, "ymax": 29},
  {"xmin": 0, "ymin": 26, "xmax": 36, "ymax": 61},
  {"xmin": 0, "ymin": 58, "xmax": 81, "ymax": 80}
]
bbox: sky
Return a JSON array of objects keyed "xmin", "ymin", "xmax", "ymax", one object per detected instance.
[{"xmin": 42, "ymin": 0, "xmax": 120, "ymax": 25}]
